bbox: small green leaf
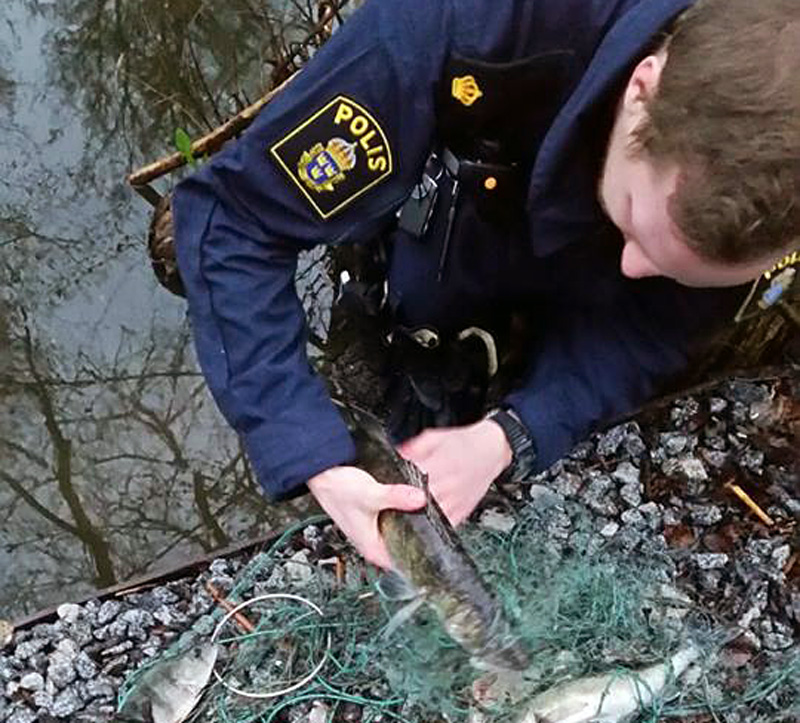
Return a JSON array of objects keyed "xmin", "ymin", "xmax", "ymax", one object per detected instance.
[{"xmin": 174, "ymin": 128, "xmax": 196, "ymax": 167}]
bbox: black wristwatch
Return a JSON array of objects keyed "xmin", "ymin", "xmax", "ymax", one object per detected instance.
[{"xmin": 485, "ymin": 407, "xmax": 536, "ymax": 483}]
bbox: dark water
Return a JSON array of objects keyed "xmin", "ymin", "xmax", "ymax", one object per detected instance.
[{"xmin": 0, "ymin": 0, "xmax": 341, "ymax": 620}]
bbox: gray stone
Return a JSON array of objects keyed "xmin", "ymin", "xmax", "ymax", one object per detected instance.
[
  {"xmin": 583, "ymin": 475, "xmax": 618, "ymax": 517},
  {"xmin": 670, "ymin": 398, "xmax": 700, "ymax": 425},
  {"xmin": 699, "ymin": 571, "xmax": 722, "ymax": 593},
  {"xmin": 568, "ymin": 441, "xmax": 594, "ymax": 460},
  {"xmin": 619, "ymin": 482, "xmax": 642, "ymax": 509},
  {"xmin": 771, "ymin": 544, "xmax": 792, "ymax": 570},
  {"xmin": 623, "ymin": 429, "xmax": 647, "ymax": 458},
  {"xmin": 153, "ymin": 605, "xmax": 174, "ymax": 627},
  {"xmin": 19, "ymin": 671, "xmax": 44, "ymax": 691},
  {"xmin": 120, "ymin": 609, "xmax": 154, "ymax": 640},
  {"xmin": 6, "ymin": 707, "xmax": 37, "ymax": 723},
  {"xmin": 56, "ymin": 603, "xmax": 82, "ymax": 625},
  {"xmin": 83, "ymin": 676, "xmax": 116, "ymax": 701},
  {"xmin": 303, "ymin": 525, "xmax": 322, "ymax": 550},
  {"xmin": 479, "ymin": 508, "xmax": 516, "ymax": 533},
  {"xmin": 51, "ymin": 686, "xmax": 83, "ymax": 718},
  {"xmin": 688, "ymin": 504, "xmax": 723, "ymax": 526},
  {"xmin": 620, "ymin": 509, "xmax": 646, "ymax": 528},
  {"xmin": 209, "ymin": 558, "xmax": 230, "ymax": 576},
  {"xmin": 550, "ymin": 472, "xmax": 581, "ymax": 498},
  {"xmin": 599, "ymin": 522, "xmax": 619, "ymax": 538},
  {"xmin": 97, "ymin": 601, "xmax": 122, "ymax": 626},
  {"xmin": 150, "ymin": 586, "xmax": 179, "ymax": 607},
  {"xmin": 74, "ymin": 651, "xmax": 97, "ymax": 680},
  {"xmin": 660, "ymin": 432, "xmax": 690, "ymax": 455},
  {"xmin": 14, "ymin": 638, "xmax": 49, "ymax": 661},
  {"xmin": 69, "ymin": 621, "xmax": 94, "ymax": 648},
  {"xmin": 47, "ymin": 651, "xmax": 77, "ymax": 689},
  {"xmin": 285, "ymin": 550, "xmax": 314, "ymax": 585},
  {"xmin": 265, "ymin": 566, "xmax": 288, "ymax": 589},
  {"xmin": 709, "ymin": 397, "xmax": 728, "ymax": 414},
  {"xmin": 528, "ymin": 485, "xmax": 565, "ymax": 510},
  {"xmin": 739, "ymin": 584, "xmax": 769, "ymax": 630},
  {"xmin": 612, "ymin": 461, "xmax": 640, "ymax": 487},
  {"xmin": 694, "ymin": 553, "xmax": 729, "ymax": 570},
  {"xmin": 701, "ymin": 449, "xmax": 728, "ymax": 468},
  {"xmin": 101, "ymin": 640, "xmax": 134, "ymax": 657},
  {"xmin": 677, "ymin": 456, "xmax": 709, "ymax": 481},
  {"xmin": 740, "ymin": 448, "xmax": 765, "ymax": 472},
  {"xmin": 638, "ymin": 502, "xmax": 663, "ymax": 530},
  {"xmin": 32, "ymin": 688, "xmax": 53, "ymax": 709},
  {"xmin": 596, "ymin": 424, "xmax": 629, "ymax": 457},
  {"xmin": 546, "ymin": 509, "xmax": 572, "ymax": 541}
]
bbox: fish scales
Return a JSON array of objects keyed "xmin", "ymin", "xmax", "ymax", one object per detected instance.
[{"xmin": 351, "ymin": 409, "xmax": 530, "ymax": 671}]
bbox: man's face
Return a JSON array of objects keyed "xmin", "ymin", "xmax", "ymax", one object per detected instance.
[
  {"xmin": 599, "ymin": 53, "xmax": 778, "ymax": 288},
  {"xmin": 599, "ymin": 151, "xmax": 771, "ymax": 288}
]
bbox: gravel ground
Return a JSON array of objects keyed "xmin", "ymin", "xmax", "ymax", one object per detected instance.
[{"xmin": 1, "ymin": 371, "xmax": 797, "ymax": 722}]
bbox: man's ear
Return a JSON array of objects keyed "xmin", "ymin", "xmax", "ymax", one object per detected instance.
[{"xmin": 622, "ymin": 52, "xmax": 667, "ymax": 121}]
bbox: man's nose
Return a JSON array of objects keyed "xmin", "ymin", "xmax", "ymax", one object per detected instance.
[{"xmin": 620, "ymin": 240, "xmax": 661, "ymax": 279}]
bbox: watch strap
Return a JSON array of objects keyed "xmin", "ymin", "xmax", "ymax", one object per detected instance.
[{"xmin": 486, "ymin": 407, "xmax": 536, "ymax": 483}]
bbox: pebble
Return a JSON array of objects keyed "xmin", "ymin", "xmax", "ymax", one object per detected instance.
[
  {"xmin": 97, "ymin": 601, "xmax": 121, "ymax": 626},
  {"xmin": 550, "ymin": 471, "xmax": 581, "ymax": 498},
  {"xmin": 51, "ymin": 686, "xmax": 83, "ymax": 717},
  {"xmin": 596, "ymin": 424, "xmax": 628, "ymax": 457},
  {"xmin": 527, "ymin": 485, "xmax": 565, "ymax": 510},
  {"xmin": 583, "ymin": 474, "xmax": 618, "ymax": 517},
  {"xmin": 660, "ymin": 432, "xmax": 690, "ymax": 456},
  {"xmin": 612, "ymin": 461, "xmax": 640, "ymax": 487},
  {"xmin": 285, "ymin": 550, "xmax": 314, "ymax": 585},
  {"xmin": 688, "ymin": 505, "xmax": 724, "ymax": 526},
  {"xmin": 709, "ymin": 397, "xmax": 728, "ymax": 414},
  {"xmin": 56, "ymin": 604, "xmax": 81, "ymax": 626},
  {"xmin": 7, "ymin": 707, "xmax": 37, "ymax": 723},
  {"xmin": 19, "ymin": 672, "xmax": 44, "ymax": 691},
  {"xmin": 677, "ymin": 456, "xmax": 709, "ymax": 481},
  {"xmin": 479, "ymin": 508, "xmax": 516, "ymax": 533},
  {"xmin": 599, "ymin": 522, "xmax": 619, "ymax": 538},
  {"xmin": 694, "ymin": 553, "xmax": 729, "ymax": 570}
]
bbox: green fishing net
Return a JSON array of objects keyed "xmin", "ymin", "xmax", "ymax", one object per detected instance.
[{"xmin": 118, "ymin": 507, "xmax": 800, "ymax": 722}]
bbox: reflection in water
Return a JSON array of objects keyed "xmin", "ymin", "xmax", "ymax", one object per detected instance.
[{"xmin": 0, "ymin": 0, "xmax": 346, "ymax": 619}]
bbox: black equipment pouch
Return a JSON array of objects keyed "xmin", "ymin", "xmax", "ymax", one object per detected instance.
[{"xmin": 395, "ymin": 49, "xmax": 573, "ymax": 257}]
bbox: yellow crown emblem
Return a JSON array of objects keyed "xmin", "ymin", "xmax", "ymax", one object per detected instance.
[
  {"xmin": 326, "ymin": 137, "xmax": 356, "ymax": 172},
  {"xmin": 452, "ymin": 75, "xmax": 484, "ymax": 107}
]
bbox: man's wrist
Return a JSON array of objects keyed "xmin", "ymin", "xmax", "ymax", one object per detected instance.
[
  {"xmin": 484, "ymin": 407, "xmax": 536, "ymax": 483},
  {"xmin": 481, "ymin": 418, "xmax": 514, "ymax": 473}
]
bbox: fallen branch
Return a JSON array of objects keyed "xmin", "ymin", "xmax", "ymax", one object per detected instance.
[{"xmin": 127, "ymin": 73, "xmax": 296, "ymax": 192}]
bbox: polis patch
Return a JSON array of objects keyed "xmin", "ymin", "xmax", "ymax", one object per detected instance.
[{"xmin": 269, "ymin": 96, "xmax": 393, "ymax": 219}]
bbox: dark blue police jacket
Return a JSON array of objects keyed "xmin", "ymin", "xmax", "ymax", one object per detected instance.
[{"xmin": 173, "ymin": 0, "xmax": 744, "ymax": 500}]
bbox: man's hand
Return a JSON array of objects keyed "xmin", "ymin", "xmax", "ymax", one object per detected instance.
[
  {"xmin": 398, "ymin": 420, "xmax": 512, "ymax": 526},
  {"xmin": 308, "ymin": 466, "xmax": 427, "ymax": 569}
]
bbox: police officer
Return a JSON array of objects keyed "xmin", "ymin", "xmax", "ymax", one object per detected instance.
[{"xmin": 171, "ymin": 0, "xmax": 800, "ymax": 568}]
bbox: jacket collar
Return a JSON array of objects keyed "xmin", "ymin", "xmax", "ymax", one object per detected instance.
[{"xmin": 527, "ymin": 0, "xmax": 695, "ymax": 256}]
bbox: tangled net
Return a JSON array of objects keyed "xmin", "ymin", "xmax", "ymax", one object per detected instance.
[{"xmin": 118, "ymin": 506, "xmax": 800, "ymax": 722}]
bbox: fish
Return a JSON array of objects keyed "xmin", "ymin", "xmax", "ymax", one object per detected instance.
[
  {"xmin": 115, "ymin": 642, "xmax": 218, "ymax": 723},
  {"xmin": 518, "ymin": 644, "xmax": 699, "ymax": 723},
  {"xmin": 348, "ymin": 406, "xmax": 531, "ymax": 672}
]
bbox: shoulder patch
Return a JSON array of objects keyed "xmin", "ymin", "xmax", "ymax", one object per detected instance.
[{"xmin": 269, "ymin": 95, "xmax": 393, "ymax": 219}]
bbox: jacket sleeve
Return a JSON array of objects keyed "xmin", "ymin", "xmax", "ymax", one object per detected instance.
[
  {"xmin": 172, "ymin": 0, "xmax": 454, "ymax": 500},
  {"xmin": 504, "ymin": 280, "xmax": 745, "ymax": 471}
]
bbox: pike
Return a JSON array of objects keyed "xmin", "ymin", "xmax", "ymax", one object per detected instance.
[{"xmin": 350, "ymin": 408, "xmax": 531, "ymax": 672}]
